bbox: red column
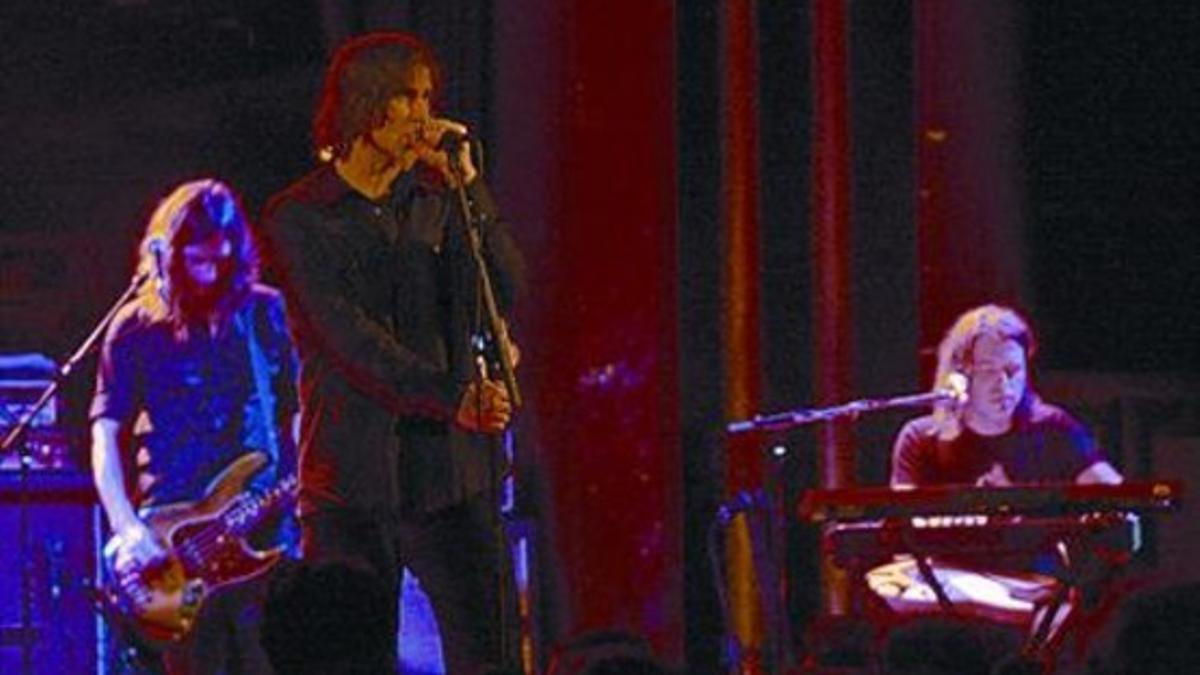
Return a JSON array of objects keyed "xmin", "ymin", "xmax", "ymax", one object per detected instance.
[
  {"xmin": 810, "ymin": 1, "xmax": 854, "ymax": 491},
  {"xmin": 811, "ymin": 0, "xmax": 855, "ymax": 614},
  {"xmin": 719, "ymin": 0, "xmax": 766, "ymax": 665},
  {"xmin": 721, "ymin": 0, "xmax": 764, "ymax": 495}
]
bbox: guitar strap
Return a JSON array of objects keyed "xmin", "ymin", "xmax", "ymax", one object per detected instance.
[
  {"xmin": 236, "ymin": 300, "xmax": 281, "ymax": 469},
  {"xmin": 237, "ymin": 298, "xmax": 303, "ymax": 557}
]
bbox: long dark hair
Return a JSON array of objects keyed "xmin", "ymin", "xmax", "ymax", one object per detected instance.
[
  {"xmin": 312, "ymin": 31, "xmax": 442, "ymax": 161},
  {"xmin": 136, "ymin": 178, "xmax": 258, "ymax": 335}
]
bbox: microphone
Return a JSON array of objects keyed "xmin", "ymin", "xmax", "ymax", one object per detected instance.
[
  {"xmin": 939, "ymin": 372, "xmax": 970, "ymax": 406},
  {"xmin": 726, "ymin": 375, "xmax": 970, "ymax": 433},
  {"xmin": 435, "ymin": 128, "xmax": 471, "ymax": 154},
  {"xmin": 420, "ymin": 118, "xmax": 471, "ymax": 154}
]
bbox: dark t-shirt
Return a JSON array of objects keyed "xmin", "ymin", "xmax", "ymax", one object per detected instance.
[
  {"xmin": 890, "ymin": 399, "xmax": 1104, "ymax": 487},
  {"xmin": 90, "ymin": 285, "xmax": 298, "ymax": 509}
]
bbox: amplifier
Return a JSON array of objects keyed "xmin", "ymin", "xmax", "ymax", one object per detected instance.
[
  {"xmin": 0, "ymin": 428, "xmax": 77, "ymax": 471},
  {"xmin": 0, "ymin": 353, "xmax": 59, "ymax": 429},
  {"xmin": 0, "ymin": 379, "xmax": 58, "ymax": 429},
  {"xmin": 0, "ymin": 470, "xmax": 100, "ymax": 674}
]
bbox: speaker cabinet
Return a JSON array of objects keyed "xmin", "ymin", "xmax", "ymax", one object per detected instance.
[{"xmin": 0, "ymin": 471, "xmax": 99, "ymax": 675}]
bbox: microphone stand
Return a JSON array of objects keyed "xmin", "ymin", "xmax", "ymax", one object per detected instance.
[
  {"xmin": 0, "ymin": 270, "xmax": 147, "ymax": 675},
  {"xmin": 725, "ymin": 388, "xmax": 956, "ymax": 434},
  {"xmin": 446, "ymin": 147, "xmax": 521, "ymax": 410},
  {"xmin": 723, "ymin": 387, "xmax": 958, "ymax": 667},
  {"xmin": 445, "ymin": 144, "xmax": 521, "ymax": 671}
]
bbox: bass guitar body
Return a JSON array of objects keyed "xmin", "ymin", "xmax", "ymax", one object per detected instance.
[{"xmin": 102, "ymin": 452, "xmax": 295, "ymax": 647}]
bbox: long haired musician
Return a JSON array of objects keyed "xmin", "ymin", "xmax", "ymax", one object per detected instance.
[
  {"xmin": 874, "ymin": 304, "xmax": 1128, "ymax": 668},
  {"xmin": 891, "ymin": 303, "xmax": 1122, "ymax": 488},
  {"xmin": 259, "ymin": 31, "xmax": 526, "ymax": 674},
  {"xmin": 90, "ymin": 178, "xmax": 299, "ymax": 673}
]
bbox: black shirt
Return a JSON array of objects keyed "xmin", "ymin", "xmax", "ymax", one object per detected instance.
[{"xmin": 260, "ymin": 165, "xmax": 524, "ymax": 516}]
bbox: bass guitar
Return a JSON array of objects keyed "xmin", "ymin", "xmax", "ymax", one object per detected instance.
[{"xmin": 100, "ymin": 451, "xmax": 296, "ymax": 646}]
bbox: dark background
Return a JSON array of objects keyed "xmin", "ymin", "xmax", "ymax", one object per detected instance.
[{"xmin": 0, "ymin": 1, "xmax": 1196, "ymax": 670}]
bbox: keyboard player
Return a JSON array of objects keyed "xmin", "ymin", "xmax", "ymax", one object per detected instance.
[{"xmin": 871, "ymin": 304, "xmax": 1125, "ymax": 642}]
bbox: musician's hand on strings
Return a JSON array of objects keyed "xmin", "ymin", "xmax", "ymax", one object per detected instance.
[
  {"xmin": 455, "ymin": 378, "xmax": 512, "ymax": 433},
  {"xmin": 974, "ymin": 463, "xmax": 1013, "ymax": 487},
  {"xmin": 113, "ymin": 521, "xmax": 169, "ymax": 575}
]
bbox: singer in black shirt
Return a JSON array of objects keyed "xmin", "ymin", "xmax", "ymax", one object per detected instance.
[{"xmin": 259, "ymin": 32, "xmax": 524, "ymax": 673}]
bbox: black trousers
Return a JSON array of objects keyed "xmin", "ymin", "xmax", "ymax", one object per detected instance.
[{"xmin": 301, "ymin": 496, "xmax": 509, "ymax": 675}]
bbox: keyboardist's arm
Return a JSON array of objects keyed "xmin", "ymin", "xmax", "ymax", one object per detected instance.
[
  {"xmin": 1076, "ymin": 460, "xmax": 1135, "ymax": 549},
  {"xmin": 1077, "ymin": 461, "xmax": 1122, "ymax": 485}
]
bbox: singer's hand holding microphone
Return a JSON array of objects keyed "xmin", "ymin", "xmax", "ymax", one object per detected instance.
[{"xmin": 411, "ymin": 117, "xmax": 477, "ymax": 186}]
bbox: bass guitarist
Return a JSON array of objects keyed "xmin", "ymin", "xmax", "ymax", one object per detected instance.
[{"xmin": 90, "ymin": 178, "xmax": 299, "ymax": 674}]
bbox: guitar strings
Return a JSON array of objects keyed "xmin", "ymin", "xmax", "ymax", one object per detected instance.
[{"xmin": 167, "ymin": 480, "xmax": 295, "ymax": 573}]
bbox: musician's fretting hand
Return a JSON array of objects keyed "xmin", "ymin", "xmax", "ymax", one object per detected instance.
[
  {"xmin": 113, "ymin": 521, "xmax": 169, "ymax": 575},
  {"xmin": 456, "ymin": 378, "xmax": 512, "ymax": 433},
  {"xmin": 410, "ymin": 118, "xmax": 478, "ymax": 186},
  {"xmin": 974, "ymin": 462, "xmax": 1013, "ymax": 487}
]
